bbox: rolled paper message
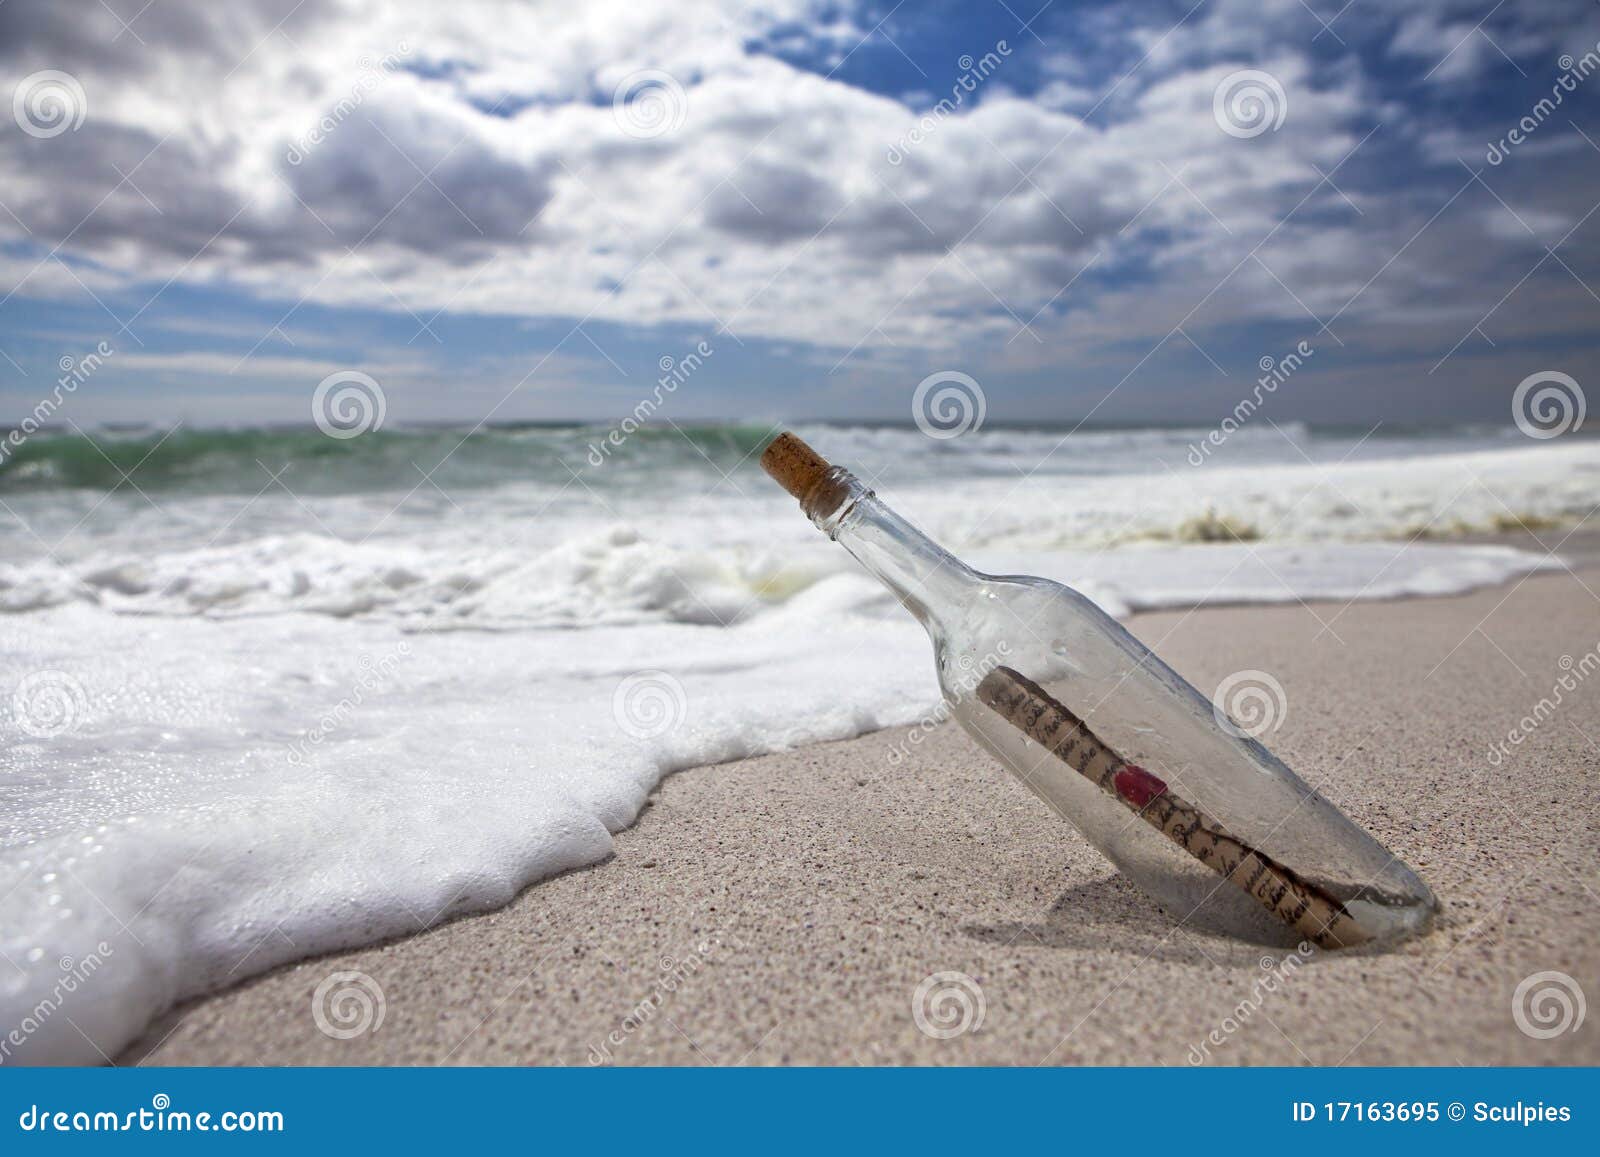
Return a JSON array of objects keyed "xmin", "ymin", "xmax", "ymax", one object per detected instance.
[{"xmin": 976, "ymin": 665, "xmax": 1370, "ymax": 949}]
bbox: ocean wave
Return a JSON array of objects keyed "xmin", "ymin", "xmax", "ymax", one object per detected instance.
[
  {"xmin": 1, "ymin": 435, "xmax": 1593, "ymax": 624},
  {"xmin": 0, "ymin": 423, "xmax": 783, "ymax": 495},
  {"xmin": 1, "ymin": 418, "xmax": 1555, "ymax": 497},
  {"xmin": 0, "ymin": 527, "xmax": 835, "ymax": 627}
]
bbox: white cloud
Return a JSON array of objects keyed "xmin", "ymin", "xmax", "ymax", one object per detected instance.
[{"xmin": 0, "ymin": 0, "xmax": 1591, "ymax": 378}]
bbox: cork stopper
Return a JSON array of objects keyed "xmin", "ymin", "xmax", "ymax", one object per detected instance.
[{"xmin": 760, "ymin": 432, "xmax": 853, "ymax": 520}]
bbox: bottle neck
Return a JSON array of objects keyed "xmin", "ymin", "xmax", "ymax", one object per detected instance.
[{"xmin": 814, "ymin": 472, "xmax": 980, "ymax": 631}]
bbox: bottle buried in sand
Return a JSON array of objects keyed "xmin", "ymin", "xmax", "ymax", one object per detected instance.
[{"xmin": 760, "ymin": 432, "xmax": 1437, "ymax": 950}]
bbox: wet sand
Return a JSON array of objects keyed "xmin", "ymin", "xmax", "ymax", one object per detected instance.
[{"xmin": 129, "ymin": 562, "xmax": 1600, "ymax": 1066}]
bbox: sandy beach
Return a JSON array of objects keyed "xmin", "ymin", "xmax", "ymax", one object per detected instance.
[
  {"xmin": 11, "ymin": 2, "xmax": 1600, "ymax": 1115},
  {"xmin": 123, "ymin": 552, "xmax": 1600, "ymax": 1067}
]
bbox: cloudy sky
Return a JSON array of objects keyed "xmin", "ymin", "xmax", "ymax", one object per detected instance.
[{"xmin": 1, "ymin": 0, "xmax": 1597, "ymax": 426}]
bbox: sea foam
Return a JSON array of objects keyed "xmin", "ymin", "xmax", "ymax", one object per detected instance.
[{"xmin": 0, "ymin": 427, "xmax": 1590, "ymax": 1062}]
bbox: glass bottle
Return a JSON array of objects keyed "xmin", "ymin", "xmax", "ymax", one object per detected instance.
[{"xmin": 761, "ymin": 433, "xmax": 1436, "ymax": 950}]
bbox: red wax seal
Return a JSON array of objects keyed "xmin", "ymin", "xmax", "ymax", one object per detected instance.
[{"xmin": 1114, "ymin": 764, "xmax": 1167, "ymax": 808}]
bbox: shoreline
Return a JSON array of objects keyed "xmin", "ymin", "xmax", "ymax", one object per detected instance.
[{"xmin": 123, "ymin": 557, "xmax": 1600, "ymax": 1066}]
